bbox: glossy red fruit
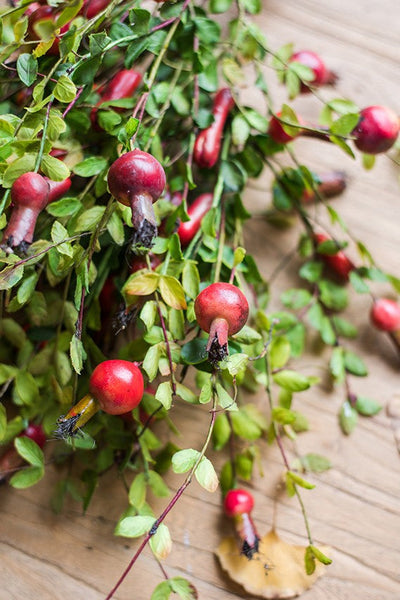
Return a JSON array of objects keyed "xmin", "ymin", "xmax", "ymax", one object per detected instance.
[
  {"xmin": 91, "ymin": 69, "xmax": 142, "ymax": 129},
  {"xmin": 370, "ymin": 299, "xmax": 400, "ymax": 332},
  {"xmin": 89, "ymin": 360, "xmax": 144, "ymax": 415},
  {"xmin": 194, "ymin": 88, "xmax": 235, "ymax": 168},
  {"xmin": 353, "ymin": 106, "xmax": 400, "ymax": 154},
  {"xmin": 269, "ymin": 112, "xmax": 300, "ymax": 144},
  {"xmin": 177, "ymin": 193, "xmax": 213, "ymax": 247},
  {"xmin": 21, "ymin": 423, "xmax": 46, "ymax": 449},
  {"xmin": 224, "ymin": 488, "xmax": 254, "ymax": 517},
  {"xmin": 107, "ymin": 150, "xmax": 166, "ymax": 248},
  {"xmin": 195, "ymin": 283, "xmax": 249, "ymax": 363},
  {"xmin": 80, "ymin": 0, "xmax": 111, "ymax": 19},
  {"xmin": 289, "ymin": 50, "xmax": 338, "ymax": 92},
  {"xmin": 314, "ymin": 233, "xmax": 355, "ymax": 280},
  {"xmin": 2, "ymin": 172, "xmax": 50, "ymax": 247}
]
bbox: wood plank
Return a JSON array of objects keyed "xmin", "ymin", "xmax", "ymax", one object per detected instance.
[{"xmin": 1, "ymin": 0, "xmax": 400, "ymax": 598}]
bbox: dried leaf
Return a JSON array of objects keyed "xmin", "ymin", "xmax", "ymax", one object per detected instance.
[{"xmin": 216, "ymin": 529, "xmax": 330, "ymax": 598}]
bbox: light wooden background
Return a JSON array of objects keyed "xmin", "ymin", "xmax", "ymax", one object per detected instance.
[{"xmin": 1, "ymin": 1, "xmax": 400, "ymax": 599}]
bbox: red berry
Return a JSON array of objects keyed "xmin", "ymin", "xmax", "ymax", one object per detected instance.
[
  {"xmin": 177, "ymin": 193, "xmax": 213, "ymax": 247},
  {"xmin": 2, "ymin": 173, "xmax": 50, "ymax": 247},
  {"xmin": 370, "ymin": 298, "xmax": 400, "ymax": 332},
  {"xmin": 195, "ymin": 283, "xmax": 249, "ymax": 363},
  {"xmin": 80, "ymin": 0, "xmax": 111, "ymax": 19},
  {"xmin": 269, "ymin": 112, "xmax": 300, "ymax": 144},
  {"xmin": 290, "ymin": 50, "xmax": 327, "ymax": 85},
  {"xmin": 44, "ymin": 177, "xmax": 72, "ymax": 204},
  {"xmin": 314, "ymin": 233, "xmax": 355, "ymax": 280},
  {"xmin": 21, "ymin": 423, "xmax": 46, "ymax": 449},
  {"xmin": 194, "ymin": 88, "xmax": 235, "ymax": 168},
  {"xmin": 107, "ymin": 150, "xmax": 166, "ymax": 248},
  {"xmin": 353, "ymin": 106, "xmax": 400, "ymax": 154},
  {"xmin": 224, "ymin": 489, "xmax": 254, "ymax": 517},
  {"xmin": 89, "ymin": 360, "xmax": 144, "ymax": 415}
]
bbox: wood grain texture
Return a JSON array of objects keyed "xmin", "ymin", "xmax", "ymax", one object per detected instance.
[{"xmin": 1, "ymin": 1, "xmax": 400, "ymax": 599}]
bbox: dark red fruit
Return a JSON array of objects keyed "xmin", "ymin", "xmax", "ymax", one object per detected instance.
[
  {"xmin": 352, "ymin": 106, "xmax": 400, "ymax": 154},
  {"xmin": 21, "ymin": 423, "xmax": 46, "ymax": 449},
  {"xmin": 129, "ymin": 253, "xmax": 162, "ymax": 273},
  {"xmin": 89, "ymin": 360, "xmax": 144, "ymax": 415},
  {"xmin": 2, "ymin": 172, "xmax": 50, "ymax": 248},
  {"xmin": 194, "ymin": 88, "xmax": 235, "ymax": 168},
  {"xmin": 91, "ymin": 69, "xmax": 142, "ymax": 129},
  {"xmin": 370, "ymin": 298, "xmax": 400, "ymax": 332},
  {"xmin": 80, "ymin": 0, "xmax": 111, "ymax": 19},
  {"xmin": 194, "ymin": 282, "xmax": 249, "ymax": 363},
  {"xmin": 107, "ymin": 149, "xmax": 166, "ymax": 249},
  {"xmin": 301, "ymin": 171, "xmax": 347, "ymax": 204},
  {"xmin": 224, "ymin": 488, "xmax": 254, "ymax": 517},
  {"xmin": 289, "ymin": 50, "xmax": 338, "ymax": 92},
  {"xmin": 177, "ymin": 192, "xmax": 213, "ymax": 247}
]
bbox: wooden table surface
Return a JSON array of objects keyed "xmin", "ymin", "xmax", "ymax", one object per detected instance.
[{"xmin": 1, "ymin": 1, "xmax": 400, "ymax": 599}]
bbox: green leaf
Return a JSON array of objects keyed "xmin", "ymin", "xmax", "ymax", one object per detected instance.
[
  {"xmin": 195, "ymin": 17, "xmax": 221, "ymax": 44},
  {"xmin": 172, "ymin": 449, "xmax": 200, "ymax": 474},
  {"xmin": 53, "ymin": 75, "xmax": 77, "ymax": 103},
  {"xmin": 123, "ymin": 272, "xmax": 159, "ymax": 299},
  {"xmin": 140, "ymin": 301, "xmax": 157, "ymax": 331},
  {"xmin": 273, "ymin": 370, "xmax": 310, "ymax": 392},
  {"xmin": 309, "ymin": 545, "xmax": 332, "ymax": 566},
  {"xmin": 305, "ymin": 546, "xmax": 316, "ymax": 575},
  {"xmin": 331, "ymin": 316, "xmax": 358, "ymax": 338},
  {"xmin": 15, "ymin": 371, "xmax": 39, "ymax": 405},
  {"xmin": 182, "ymin": 261, "xmax": 200, "ymax": 300},
  {"xmin": 70, "ymin": 335, "xmax": 86, "ymax": 374},
  {"xmin": 286, "ymin": 470, "xmax": 315, "ymax": 490},
  {"xmin": 175, "ymin": 383, "xmax": 198, "ymax": 404},
  {"xmin": 89, "ymin": 32, "xmax": 112, "ymax": 56},
  {"xmin": 181, "ymin": 338, "xmax": 208, "ymax": 365},
  {"xmin": 159, "ymin": 276, "xmax": 187, "ymax": 310},
  {"xmin": 150, "ymin": 523, "xmax": 172, "ymax": 560},
  {"xmin": 0, "ymin": 404, "xmax": 6, "ymax": 441},
  {"xmin": 129, "ymin": 473, "xmax": 147, "ymax": 508},
  {"xmin": 339, "ymin": 400, "xmax": 358, "ymax": 435},
  {"xmin": 300, "ymin": 453, "xmax": 332, "ymax": 473},
  {"xmin": 330, "ymin": 347, "xmax": 345, "ymax": 383},
  {"xmin": 0, "ymin": 265, "xmax": 24, "ymax": 291},
  {"xmin": 216, "ymin": 383, "xmax": 237, "ymax": 411},
  {"xmin": 155, "ymin": 381, "xmax": 173, "ymax": 410},
  {"xmin": 344, "ymin": 351, "xmax": 367, "ymax": 376},
  {"xmin": 142, "ymin": 344, "xmax": 161, "ymax": 381},
  {"xmin": 349, "ymin": 270, "xmax": 370, "ymax": 294},
  {"xmin": 319, "ymin": 280, "xmax": 348, "ymax": 311},
  {"xmin": 199, "ymin": 377, "xmax": 213, "ymax": 404},
  {"xmin": 106, "ymin": 211, "xmax": 125, "ymax": 246},
  {"xmin": 355, "ymin": 396, "xmax": 382, "ymax": 416},
  {"xmin": 9, "ymin": 466, "xmax": 44, "ymax": 489},
  {"xmin": 169, "ymin": 577, "xmax": 197, "ymax": 600},
  {"xmin": 299, "ymin": 260, "xmax": 323, "ymax": 283},
  {"xmin": 330, "ymin": 112, "xmax": 359, "ymax": 136},
  {"xmin": 17, "ymin": 54, "xmax": 38, "ymax": 87},
  {"xmin": 232, "ymin": 114, "xmax": 250, "ymax": 146},
  {"xmin": 281, "ymin": 288, "xmax": 312, "ymax": 309},
  {"xmin": 148, "ymin": 470, "xmax": 169, "ymax": 498},
  {"xmin": 232, "ymin": 325, "xmax": 261, "ymax": 344},
  {"xmin": 47, "ymin": 196, "xmax": 81, "ymax": 217},
  {"xmin": 230, "ymin": 410, "xmax": 261, "ymax": 440},
  {"xmin": 73, "ymin": 156, "xmax": 108, "ymax": 177},
  {"xmin": 14, "ymin": 436, "xmax": 44, "ymax": 467},
  {"xmin": 272, "ymin": 406, "xmax": 296, "ymax": 425},
  {"xmin": 2, "ymin": 153, "xmax": 37, "ymax": 188},
  {"xmin": 212, "ymin": 413, "xmax": 230, "ymax": 450},
  {"xmin": 1, "ymin": 318, "xmax": 27, "ymax": 348},
  {"xmin": 270, "ymin": 337, "xmax": 291, "ymax": 370},
  {"xmin": 40, "ymin": 154, "xmax": 70, "ymax": 181},
  {"xmin": 195, "ymin": 456, "xmax": 219, "ymax": 492},
  {"xmin": 115, "ymin": 515, "xmax": 155, "ymax": 538},
  {"xmin": 222, "ymin": 353, "xmax": 248, "ymax": 376}
]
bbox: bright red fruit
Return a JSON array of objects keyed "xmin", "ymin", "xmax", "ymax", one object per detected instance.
[
  {"xmin": 80, "ymin": 0, "xmax": 111, "ymax": 18},
  {"xmin": 268, "ymin": 112, "xmax": 300, "ymax": 144},
  {"xmin": 177, "ymin": 193, "xmax": 213, "ymax": 247},
  {"xmin": 314, "ymin": 233, "xmax": 355, "ymax": 280},
  {"xmin": 224, "ymin": 488, "xmax": 254, "ymax": 517},
  {"xmin": 89, "ymin": 360, "xmax": 144, "ymax": 415},
  {"xmin": 44, "ymin": 177, "xmax": 72, "ymax": 203},
  {"xmin": 301, "ymin": 171, "xmax": 347, "ymax": 204},
  {"xmin": 353, "ymin": 106, "xmax": 400, "ymax": 154},
  {"xmin": 195, "ymin": 282, "xmax": 249, "ymax": 363},
  {"xmin": 370, "ymin": 298, "xmax": 400, "ymax": 332},
  {"xmin": 194, "ymin": 88, "xmax": 235, "ymax": 168},
  {"xmin": 289, "ymin": 50, "xmax": 338, "ymax": 91},
  {"xmin": 107, "ymin": 150, "xmax": 166, "ymax": 249},
  {"xmin": 91, "ymin": 70, "xmax": 142, "ymax": 129}
]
